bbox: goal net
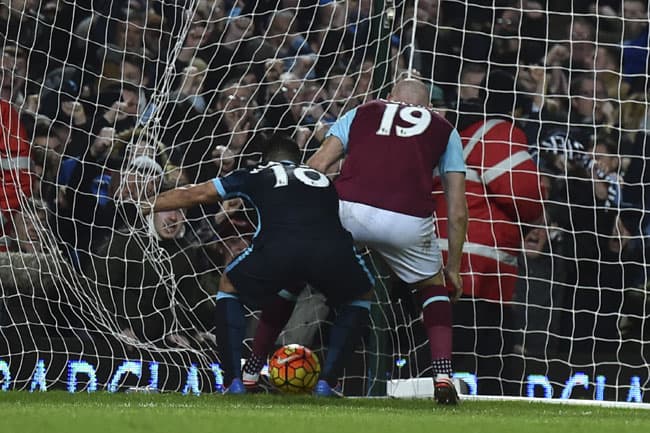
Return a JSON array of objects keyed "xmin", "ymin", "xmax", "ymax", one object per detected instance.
[{"xmin": 0, "ymin": 0, "xmax": 649, "ymax": 401}]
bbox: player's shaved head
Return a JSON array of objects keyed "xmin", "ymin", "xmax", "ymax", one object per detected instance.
[
  {"xmin": 389, "ymin": 78, "xmax": 431, "ymax": 106},
  {"xmin": 263, "ymin": 134, "xmax": 302, "ymax": 163}
]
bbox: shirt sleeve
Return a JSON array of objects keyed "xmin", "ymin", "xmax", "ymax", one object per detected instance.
[
  {"xmin": 325, "ymin": 107, "xmax": 357, "ymax": 153},
  {"xmin": 438, "ymin": 129, "xmax": 466, "ymax": 174},
  {"xmin": 212, "ymin": 169, "xmax": 250, "ymax": 199}
]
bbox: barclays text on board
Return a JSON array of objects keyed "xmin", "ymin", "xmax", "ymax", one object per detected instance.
[{"xmin": 0, "ymin": 358, "xmax": 646, "ymax": 403}]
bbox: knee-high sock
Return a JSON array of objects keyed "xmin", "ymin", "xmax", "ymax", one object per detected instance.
[
  {"xmin": 243, "ymin": 290, "xmax": 297, "ymax": 377},
  {"xmin": 214, "ymin": 292, "xmax": 246, "ymax": 384},
  {"xmin": 420, "ymin": 285, "xmax": 453, "ymax": 376},
  {"xmin": 321, "ymin": 300, "xmax": 371, "ymax": 387}
]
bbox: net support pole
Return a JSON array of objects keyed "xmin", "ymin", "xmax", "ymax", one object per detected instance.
[{"xmin": 367, "ymin": 253, "xmax": 392, "ymax": 396}]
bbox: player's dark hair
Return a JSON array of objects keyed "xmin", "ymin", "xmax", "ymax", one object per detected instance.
[{"xmin": 262, "ymin": 134, "xmax": 302, "ymax": 163}]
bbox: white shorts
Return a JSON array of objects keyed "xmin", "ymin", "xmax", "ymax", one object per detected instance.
[{"xmin": 338, "ymin": 200, "xmax": 442, "ymax": 284}]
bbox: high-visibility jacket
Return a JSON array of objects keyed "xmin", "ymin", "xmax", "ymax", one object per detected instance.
[
  {"xmin": 433, "ymin": 119, "xmax": 544, "ymax": 302},
  {"xmin": 0, "ymin": 99, "xmax": 32, "ymax": 240}
]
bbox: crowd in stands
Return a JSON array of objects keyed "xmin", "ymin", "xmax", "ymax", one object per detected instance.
[{"xmin": 0, "ymin": 0, "xmax": 649, "ymax": 366}]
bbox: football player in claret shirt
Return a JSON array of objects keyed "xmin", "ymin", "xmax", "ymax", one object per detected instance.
[
  {"xmin": 144, "ymin": 135, "xmax": 374, "ymax": 396},
  {"xmin": 307, "ymin": 78, "xmax": 468, "ymax": 404}
]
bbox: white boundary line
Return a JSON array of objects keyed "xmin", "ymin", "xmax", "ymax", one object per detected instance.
[
  {"xmin": 458, "ymin": 394, "xmax": 650, "ymax": 410},
  {"xmin": 386, "ymin": 378, "xmax": 650, "ymax": 410}
]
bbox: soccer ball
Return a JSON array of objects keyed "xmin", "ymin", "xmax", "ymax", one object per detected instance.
[{"xmin": 268, "ymin": 344, "xmax": 320, "ymax": 393}]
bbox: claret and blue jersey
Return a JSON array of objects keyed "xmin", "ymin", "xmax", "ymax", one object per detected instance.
[{"xmin": 327, "ymin": 99, "xmax": 466, "ymax": 217}]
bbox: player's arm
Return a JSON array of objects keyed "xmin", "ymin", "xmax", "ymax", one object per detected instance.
[
  {"xmin": 441, "ymin": 171, "xmax": 467, "ymax": 302},
  {"xmin": 143, "ymin": 181, "xmax": 222, "ymax": 215},
  {"xmin": 438, "ymin": 129, "xmax": 468, "ymax": 301},
  {"xmin": 307, "ymin": 135, "xmax": 344, "ymax": 173},
  {"xmin": 307, "ymin": 107, "xmax": 357, "ymax": 173},
  {"xmin": 441, "ymin": 172, "xmax": 468, "ymax": 274}
]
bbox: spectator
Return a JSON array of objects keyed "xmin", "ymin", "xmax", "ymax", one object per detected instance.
[
  {"xmin": 264, "ymin": 72, "xmax": 304, "ymax": 131},
  {"xmin": 54, "ymin": 127, "xmax": 118, "ymax": 267},
  {"xmin": 612, "ymin": 206, "xmax": 649, "ymax": 340},
  {"xmin": 587, "ymin": 1, "xmax": 624, "ymax": 44},
  {"xmin": 307, "ymin": 1, "xmax": 349, "ymax": 78},
  {"xmin": 512, "ymin": 203, "xmax": 571, "ymax": 358},
  {"xmin": 457, "ymin": 63, "xmax": 487, "ymax": 103},
  {"xmin": 569, "ymin": 17, "xmax": 598, "ymax": 71},
  {"xmin": 621, "ymin": 0, "xmax": 649, "ymax": 91},
  {"xmin": 0, "ymin": 98, "xmax": 32, "ymax": 250},
  {"xmin": 262, "ymin": 10, "xmax": 315, "ymax": 78},
  {"xmin": 211, "ymin": 145, "xmax": 238, "ymax": 177},
  {"xmin": 184, "ymin": 7, "xmax": 269, "ymax": 89},
  {"xmin": 158, "ymin": 58, "xmax": 212, "ymax": 182},
  {"xmin": 437, "ymin": 69, "xmax": 544, "ymax": 396},
  {"xmin": 591, "ymin": 133, "xmax": 623, "ymax": 207},
  {"xmin": 569, "ymin": 73, "xmax": 616, "ymax": 131},
  {"xmin": 352, "ymin": 57, "xmax": 376, "ymax": 104},
  {"xmin": 6, "ymin": 197, "xmax": 48, "ymax": 254},
  {"xmin": 174, "ymin": 58, "xmax": 210, "ymax": 115},
  {"xmin": 91, "ymin": 200, "xmax": 211, "ymax": 349},
  {"xmin": 164, "ymin": 80, "xmax": 259, "ymax": 185},
  {"xmin": 541, "ymin": 17, "xmax": 598, "ymax": 95},
  {"xmin": 0, "ymin": 45, "xmax": 27, "ymax": 108},
  {"xmin": 0, "ymin": 200, "xmax": 88, "ymax": 353},
  {"xmin": 211, "ymin": 81, "xmax": 258, "ymax": 155},
  {"xmin": 108, "ymin": 7, "xmax": 147, "ymax": 57},
  {"xmin": 340, "ymin": 0, "xmax": 373, "ymax": 65},
  {"xmin": 595, "ymin": 46, "xmax": 630, "ymax": 100},
  {"xmin": 117, "ymin": 154, "xmax": 164, "ymax": 203},
  {"xmin": 28, "ymin": 149, "xmax": 45, "ymax": 203},
  {"xmin": 176, "ymin": 5, "xmax": 222, "ymax": 66},
  {"xmin": 515, "ymin": 64, "xmax": 569, "ymax": 146},
  {"xmin": 28, "ymin": 118, "xmax": 62, "ymax": 208},
  {"xmin": 397, "ymin": 0, "xmax": 461, "ymax": 93},
  {"xmin": 622, "ymin": 128, "xmax": 650, "ymax": 213},
  {"xmin": 490, "ymin": 6, "xmax": 524, "ymax": 74},
  {"xmin": 36, "ymin": 67, "xmax": 88, "ymax": 157},
  {"xmin": 519, "ymin": 0, "xmax": 549, "ymax": 64},
  {"xmin": 0, "ymin": 0, "xmax": 40, "ymax": 49},
  {"xmin": 94, "ymin": 82, "xmax": 147, "ymax": 134},
  {"xmin": 594, "ymin": 205, "xmax": 646, "ymax": 351},
  {"xmin": 322, "ymin": 72, "xmax": 357, "ymax": 122},
  {"xmin": 258, "ymin": 58, "xmax": 285, "ymax": 106},
  {"xmin": 535, "ymin": 128, "xmax": 622, "ymax": 356},
  {"xmin": 113, "ymin": 126, "xmax": 171, "ymax": 173},
  {"xmin": 140, "ymin": 7, "xmax": 172, "ymax": 69},
  {"xmin": 29, "ymin": 116, "xmax": 65, "ymax": 157},
  {"xmin": 98, "ymin": 51, "xmax": 153, "ymax": 95}
]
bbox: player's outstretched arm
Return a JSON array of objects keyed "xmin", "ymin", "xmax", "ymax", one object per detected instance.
[
  {"xmin": 307, "ymin": 136, "xmax": 344, "ymax": 174},
  {"xmin": 143, "ymin": 181, "xmax": 222, "ymax": 215},
  {"xmin": 441, "ymin": 171, "xmax": 468, "ymax": 301}
]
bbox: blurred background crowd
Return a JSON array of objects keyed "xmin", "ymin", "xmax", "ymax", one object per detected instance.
[{"xmin": 0, "ymin": 0, "xmax": 649, "ymax": 368}]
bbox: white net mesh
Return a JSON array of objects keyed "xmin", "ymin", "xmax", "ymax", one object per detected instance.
[{"xmin": 0, "ymin": 0, "xmax": 649, "ymax": 401}]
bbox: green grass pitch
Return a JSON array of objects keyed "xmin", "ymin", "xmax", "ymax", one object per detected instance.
[{"xmin": 1, "ymin": 392, "xmax": 650, "ymax": 433}]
